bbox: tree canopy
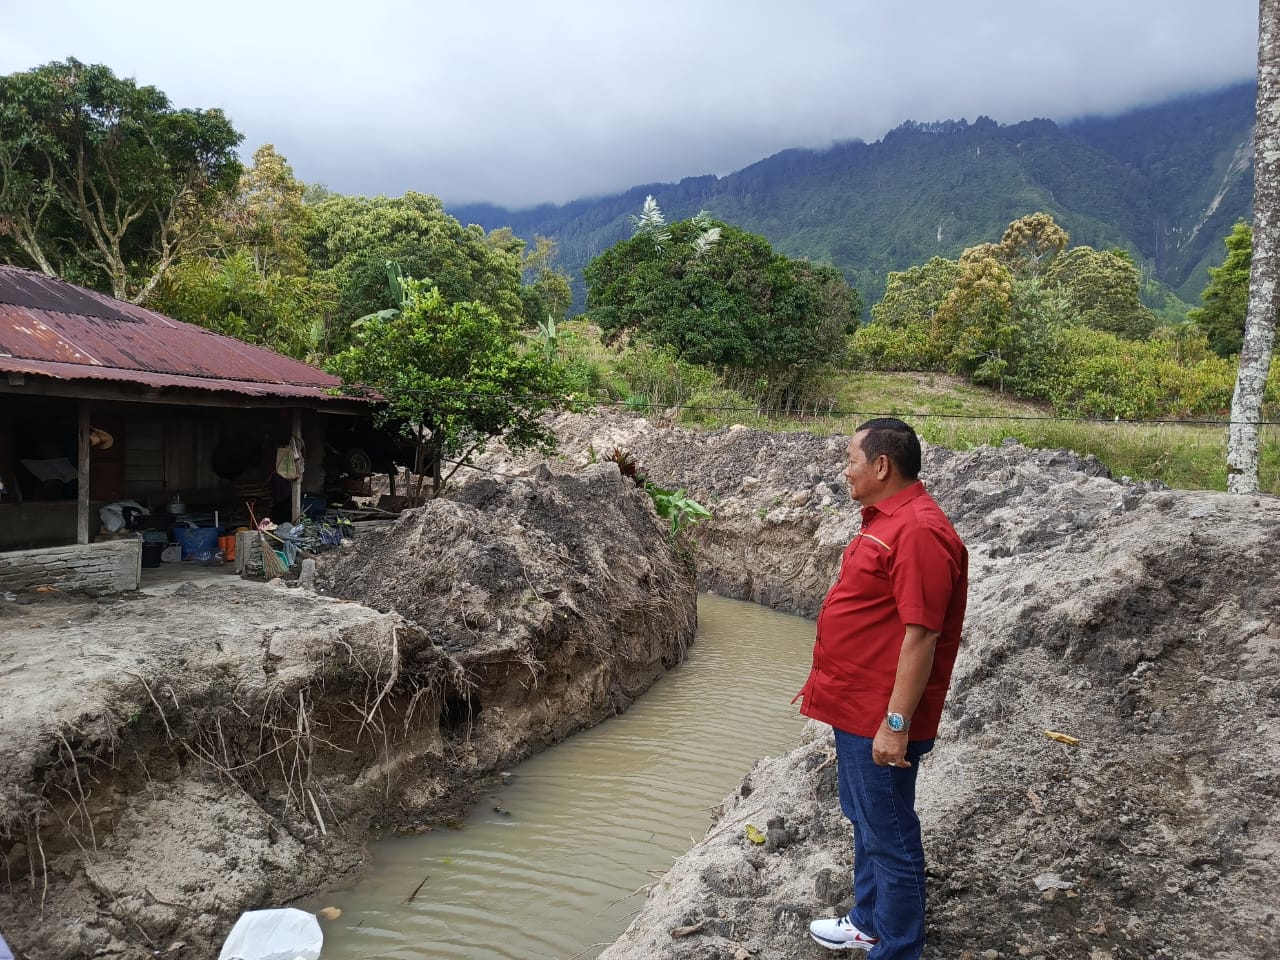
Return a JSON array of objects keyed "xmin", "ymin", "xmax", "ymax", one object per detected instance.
[
  {"xmin": 934, "ymin": 253, "xmax": 1018, "ymax": 388},
  {"xmin": 584, "ymin": 203, "xmax": 861, "ymax": 404},
  {"xmin": 1189, "ymin": 220, "xmax": 1251, "ymax": 357},
  {"xmin": 215, "ymin": 143, "xmax": 312, "ymax": 277},
  {"xmin": 1043, "ymin": 245, "xmax": 1156, "ymax": 339},
  {"xmin": 153, "ymin": 144, "xmax": 336, "ymax": 359},
  {"xmin": 326, "ymin": 279, "xmax": 565, "ymax": 497},
  {"xmin": 306, "ymin": 192, "xmax": 524, "ymax": 351},
  {"xmin": 872, "ymin": 257, "xmax": 964, "ymax": 331},
  {"xmin": 993, "ymin": 211, "xmax": 1069, "ymax": 276},
  {"xmin": 517, "ymin": 234, "xmax": 573, "ymax": 328},
  {"xmin": 0, "ymin": 58, "xmax": 243, "ymax": 302},
  {"xmin": 847, "ymin": 211, "xmax": 1242, "ymax": 413}
]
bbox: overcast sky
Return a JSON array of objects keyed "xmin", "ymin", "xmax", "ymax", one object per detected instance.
[{"xmin": 0, "ymin": 1, "xmax": 1259, "ymax": 209}]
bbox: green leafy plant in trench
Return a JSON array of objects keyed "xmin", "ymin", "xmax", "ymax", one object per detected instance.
[
  {"xmin": 645, "ymin": 483, "xmax": 712, "ymax": 535},
  {"xmin": 601, "ymin": 446, "xmax": 711, "ymax": 535}
]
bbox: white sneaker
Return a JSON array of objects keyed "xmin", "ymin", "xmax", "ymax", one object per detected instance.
[{"xmin": 808, "ymin": 915, "xmax": 879, "ymax": 951}]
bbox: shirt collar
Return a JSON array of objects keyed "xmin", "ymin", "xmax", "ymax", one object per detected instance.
[{"xmin": 861, "ymin": 480, "xmax": 926, "ymax": 521}]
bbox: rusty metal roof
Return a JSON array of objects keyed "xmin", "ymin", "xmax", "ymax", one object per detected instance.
[{"xmin": 0, "ymin": 265, "xmax": 364, "ymax": 405}]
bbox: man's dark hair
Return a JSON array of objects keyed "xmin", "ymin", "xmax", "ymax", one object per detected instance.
[{"xmin": 855, "ymin": 418, "xmax": 921, "ymax": 480}]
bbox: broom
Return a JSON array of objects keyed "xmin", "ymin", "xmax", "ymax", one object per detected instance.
[
  {"xmin": 260, "ymin": 533, "xmax": 288, "ymax": 578},
  {"xmin": 247, "ymin": 501, "xmax": 288, "ymax": 578}
]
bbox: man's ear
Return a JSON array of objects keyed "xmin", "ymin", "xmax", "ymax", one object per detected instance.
[{"xmin": 875, "ymin": 455, "xmax": 890, "ymax": 480}]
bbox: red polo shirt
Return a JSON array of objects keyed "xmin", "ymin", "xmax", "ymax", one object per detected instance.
[{"xmin": 796, "ymin": 481, "xmax": 968, "ymax": 740}]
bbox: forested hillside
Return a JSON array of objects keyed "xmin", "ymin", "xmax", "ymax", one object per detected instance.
[{"xmin": 451, "ymin": 83, "xmax": 1256, "ymax": 309}]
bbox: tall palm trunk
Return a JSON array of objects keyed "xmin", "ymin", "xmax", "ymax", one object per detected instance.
[{"xmin": 1229, "ymin": 0, "xmax": 1280, "ymax": 493}]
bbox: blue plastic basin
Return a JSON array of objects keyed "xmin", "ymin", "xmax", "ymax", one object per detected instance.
[{"xmin": 172, "ymin": 526, "xmax": 220, "ymax": 560}]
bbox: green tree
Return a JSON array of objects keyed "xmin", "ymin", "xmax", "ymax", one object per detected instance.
[
  {"xmin": 519, "ymin": 234, "xmax": 573, "ymax": 328},
  {"xmin": 487, "ymin": 228, "xmax": 574, "ymax": 328},
  {"xmin": 307, "ymin": 192, "xmax": 523, "ymax": 351},
  {"xmin": 0, "ymin": 58, "xmax": 242, "ymax": 302},
  {"xmin": 156, "ymin": 249, "xmax": 333, "ymax": 359},
  {"xmin": 994, "ymin": 211, "xmax": 1069, "ymax": 277},
  {"xmin": 1002, "ymin": 275, "xmax": 1074, "ymax": 394},
  {"xmin": 327, "ymin": 280, "xmax": 566, "ymax": 498},
  {"xmin": 1189, "ymin": 220, "xmax": 1251, "ymax": 357},
  {"xmin": 216, "ymin": 143, "xmax": 312, "ymax": 277},
  {"xmin": 154, "ymin": 144, "xmax": 337, "ymax": 359},
  {"xmin": 585, "ymin": 202, "xmax": 861, "ymax": 406},
  {"xmin": 848, "ymin": 256, "xmax": 965, "ymax": 371},
  {"xmin": 934, "ymin": 253, "xmax": 1018, "ymax": 389},
  {"xmin": 870, "ymin": 257, "xmax": 962, "ymax": 343},
  {"xmin": 1043, "ymin": 245, "xmax": 1157, "ymax": 339},
  {"xmin": 872, "ymin": 257, "xmax": 964, "ymax": 330}
]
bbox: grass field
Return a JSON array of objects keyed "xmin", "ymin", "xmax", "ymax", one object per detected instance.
[{"xmin": 562, "ymin": 328, "xmax": 1279, "ymax": 495}]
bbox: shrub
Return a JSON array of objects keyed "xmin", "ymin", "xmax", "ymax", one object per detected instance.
[
  {"xmin": 1017, "ymin": 326, "xmax": 1236, "ymax": 419},
  {"xmin": 847, "ymin": 323, "xmax": 947, "ymax": 372},
  {"xmin": 606, "ymin": 342, "xmax": 718, "ymax": 409}
]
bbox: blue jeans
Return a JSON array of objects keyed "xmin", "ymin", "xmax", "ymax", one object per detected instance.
[{"xmin": 834, "ymin": 729, "xmax": 934, "ymax": 960}]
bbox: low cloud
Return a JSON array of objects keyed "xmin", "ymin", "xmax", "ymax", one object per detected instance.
[{"xmin": 0, "ymin": 0, "xmax": 1258, "ymax": 208}]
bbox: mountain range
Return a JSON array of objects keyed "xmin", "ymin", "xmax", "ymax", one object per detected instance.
[{"xmin": 450, "ymin": 83, "xmax": 1256, "ymax": 311}]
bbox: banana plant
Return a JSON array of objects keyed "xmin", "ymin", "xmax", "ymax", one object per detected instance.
[{"xmin": 353, "ymin": 261, "xmax": 417, "ymax": 327}]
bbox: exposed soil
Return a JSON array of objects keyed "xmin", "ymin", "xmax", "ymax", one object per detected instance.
[
  {"xmin": 0, "ymin": 461, "xmax": 695, "ymax": 959},
  {"xmin": 7, "ymin": 408, "xmax": 1278, "ymax": 960},
  {"xmin": 317, "ymin": 463, "xmax": 699, "ymax": 774},
  {"xmin": 478, "ymin": 413, "xmax": 1280, "ymax": 960}
]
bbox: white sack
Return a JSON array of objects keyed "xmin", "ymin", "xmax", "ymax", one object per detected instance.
[{"xmin": 216, "ymin": 908, "xmax": 323, "ymax": 960}]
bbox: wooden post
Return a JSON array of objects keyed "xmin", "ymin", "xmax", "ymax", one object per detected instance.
[
  {"xmin": 77, "ymin": 401, "xmax": 90, "ymax": 544},
  {"xmin": 290, "ymin": 408, "xmax": 303, "ymax": 521}
]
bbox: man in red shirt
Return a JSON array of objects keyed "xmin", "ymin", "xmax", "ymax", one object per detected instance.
[{"xmin": 796, "ymin": 418, "xmax": 968, "ymax": 958}]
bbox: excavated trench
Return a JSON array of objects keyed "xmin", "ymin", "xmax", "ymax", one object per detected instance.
[
  {"xmin": 303, "ymin": 593, "xmax": 814, "ymax": 960},
  {"xmin": 480, "ymin": 414, "xmax": 1280, "ymax": 960},
  {"xmin": 6, "ymin": 415, "xmax": 1279, "ymax": 960},
  {"xmin": 0, "ymin": 461, "xmax": 696, "ymax": 959}
]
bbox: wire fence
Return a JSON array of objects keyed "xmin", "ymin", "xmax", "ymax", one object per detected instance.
[{"xmin": 347, "ymin": 387, "xmax": 1280, "ymax": 428}]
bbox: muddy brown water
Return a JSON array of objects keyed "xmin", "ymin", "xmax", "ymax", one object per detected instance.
[{"xmin": 305, "ymin": 594, "xmax": 813, "ymax": 960}]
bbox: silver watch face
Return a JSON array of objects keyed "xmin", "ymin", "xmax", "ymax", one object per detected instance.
[{"xmin": 886, "ymin": 712, "xmax": 906, "ymax": 733}]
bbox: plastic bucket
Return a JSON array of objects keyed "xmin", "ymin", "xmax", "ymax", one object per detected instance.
[
  {"xmin": 172, "ymin": 526, "xmax": 220, "ymax": 560},
  {"xmin": 218, "ymin": 534, "xmax": 237, "ymax": 562},
  {"xmin": 141, "ymin": 542, "xmax": 165, "ymax": 568}
]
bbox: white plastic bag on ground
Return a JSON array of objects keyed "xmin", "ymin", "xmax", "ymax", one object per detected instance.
[
  {"xmin": 99, "ymin": 499, "xmax": 149, "ymax": 533},
  {"xmin": 216, "ymin": 908, "xmax": 323, "ymax": 960}
]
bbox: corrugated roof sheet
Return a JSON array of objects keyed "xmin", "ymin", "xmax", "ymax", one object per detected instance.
[{"xmin": 0, "ymin": 265, "xmax": 364, "ymax": 405}]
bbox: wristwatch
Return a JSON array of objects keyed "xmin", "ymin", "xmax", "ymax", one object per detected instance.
[{"xmin": 885, "ymin": 712, "xmax": 909, "ymax": 733}]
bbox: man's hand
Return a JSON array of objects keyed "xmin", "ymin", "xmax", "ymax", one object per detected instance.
[
  {"xmin": 872, "ymin": 725, "xmax": 910, "ymax": 767},
  {"xmin": 875, "ymin": 623, "xmax": 940, "ymax": 768}
]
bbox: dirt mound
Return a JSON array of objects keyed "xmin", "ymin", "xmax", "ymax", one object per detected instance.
[
  {"xmin": 1, "ymin": 461, "xmax": 696, "ymax": 959},
  {"xmin": 318, "ymin": 461, "xmax": 698, "ymax": 760},
  {"xmin": 480, "ymin": 414, "xmax": 1280, "ymax": 960},
  {"xmin": 475, "ymin": 413, "xmax": 1118, "ymax": 616},
  {"xmin": 0, "ymin": 582, "xmax": 442, "ymax": 959}
]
